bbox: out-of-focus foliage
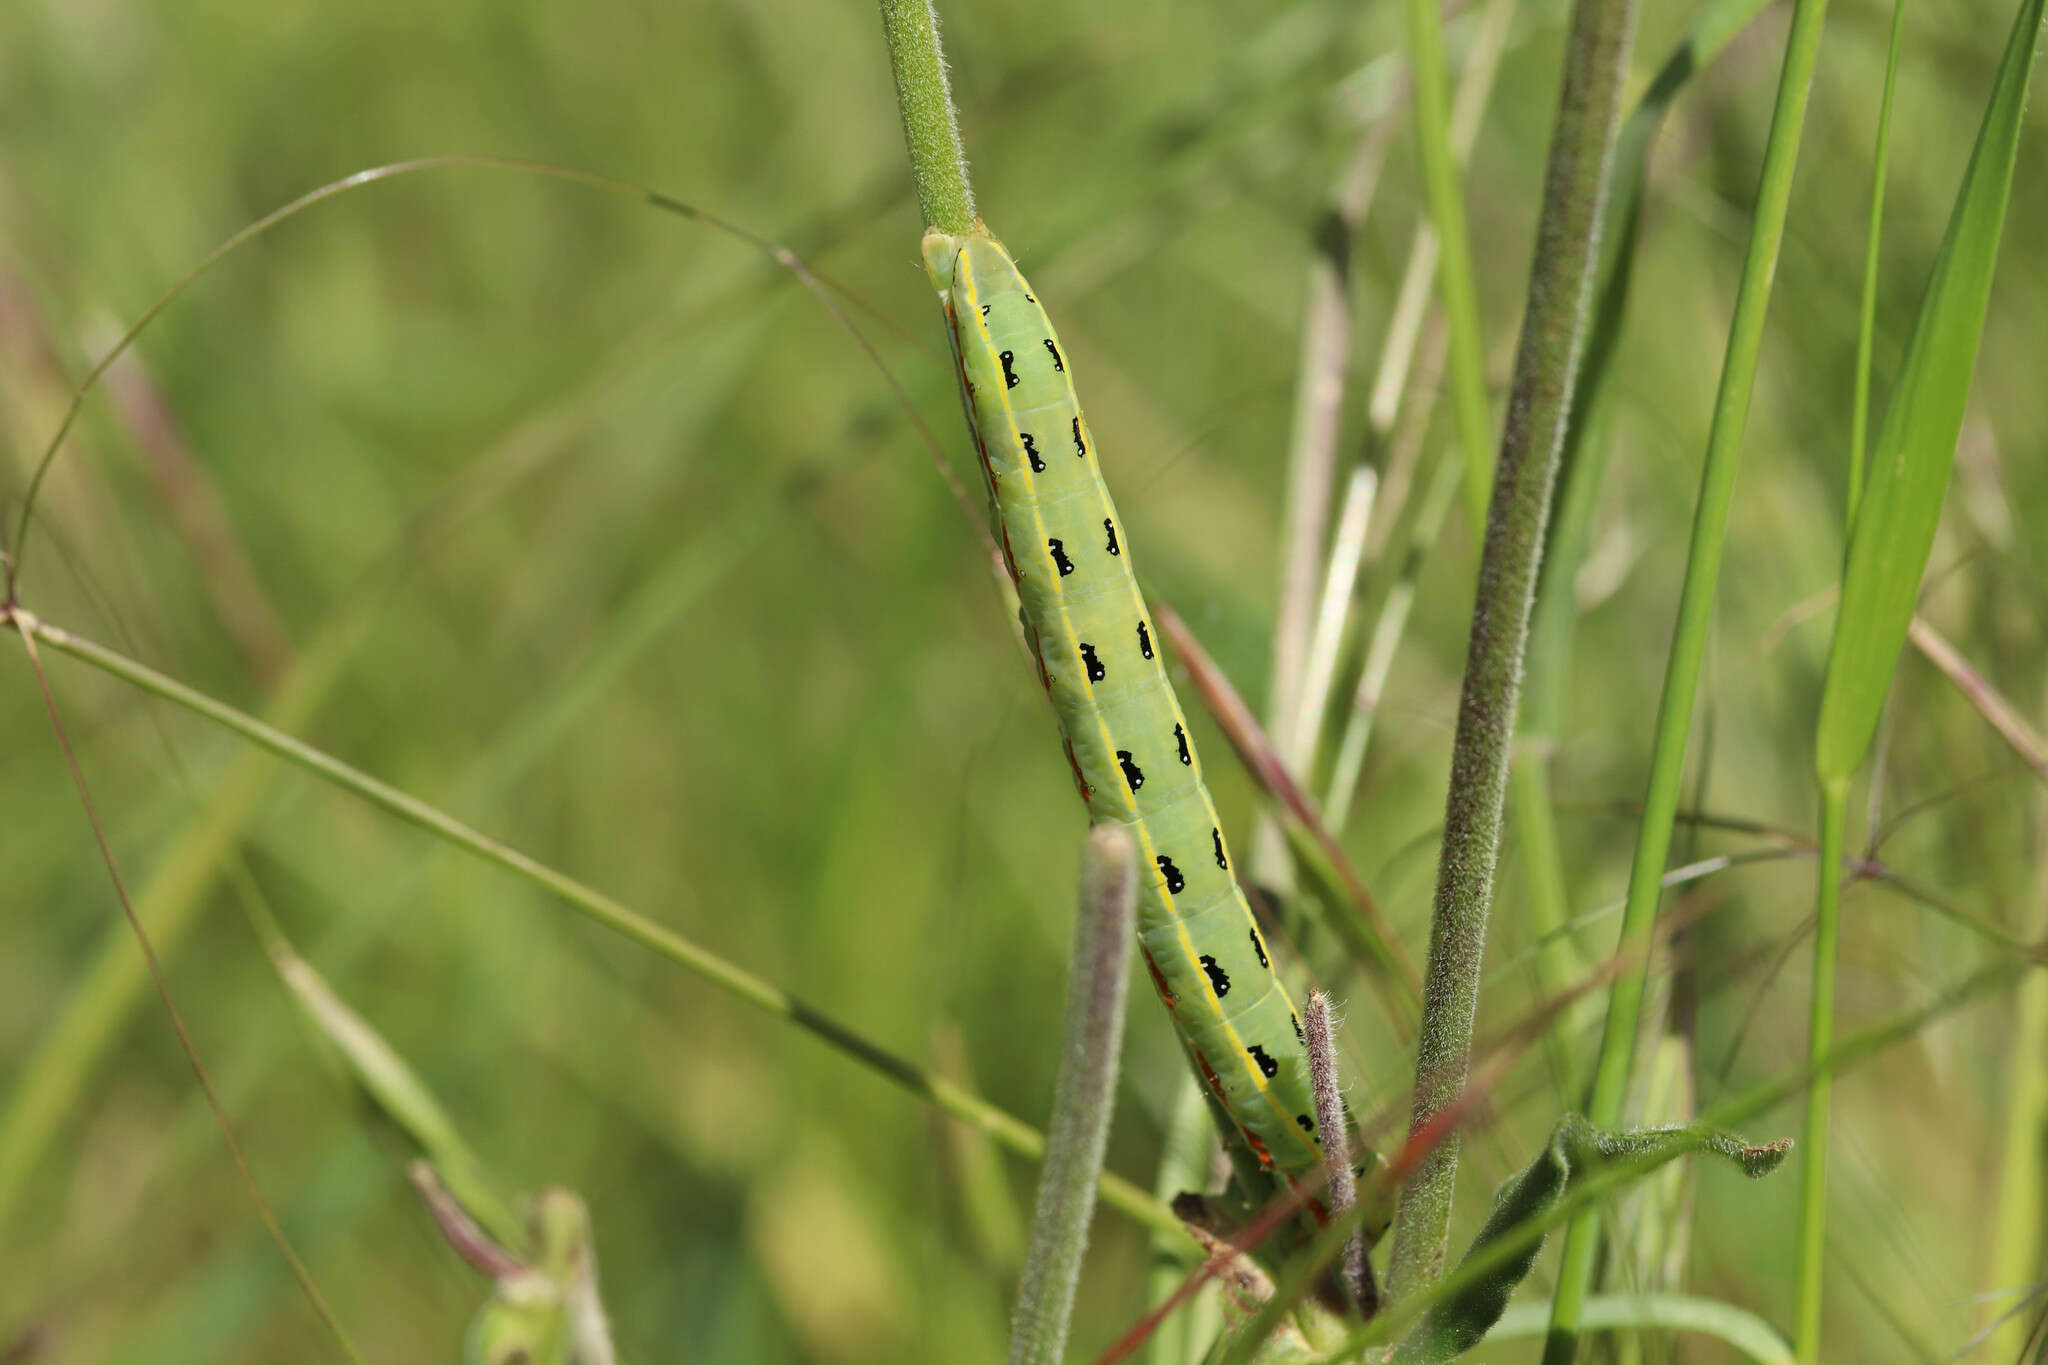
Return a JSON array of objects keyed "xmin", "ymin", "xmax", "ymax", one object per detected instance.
[{"xmin": 0, "ymin": 0, "xmax": 2042, "ymax": 1360}]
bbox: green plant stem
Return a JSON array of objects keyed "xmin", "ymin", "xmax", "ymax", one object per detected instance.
[
  {"xmin": 9, "ymin": 611, "xmax": 1189, "ymax": 1245},
  {"xmin": 1795, "ymin": 780, "xmax": 1847, "ymax": 1358},
  {"xmin": 1848, "ymin": 0, "xmax": 1909, "ymax": 525},
  {"xmin": 1543, "ymin": 0, "xmax": 1832, "ymax": 1353},
  {"xmin": 877, "ymin": 0, "xmax": 975, "ymax": 233},
  {"xmin": 1402, "ymin": 0, "xmax": 1494, "ymax": 533},
  {"xmin": 1989, "ymin": 931, "xmax": 2048, "ymax": 1351},
  {"xmin": 1384, "ymin": 0, "xmax": 1639, "ymax": 1301},
  {"xmin": 1010, "ymin": 826, "xmax": 1137, "ymax": 1365},
  {"xmin": 1990, "ymin": 686, "xmax": 2048, "ymax": 1356}
]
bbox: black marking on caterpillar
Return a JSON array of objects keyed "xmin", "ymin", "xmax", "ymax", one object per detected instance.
[
  {"xmin": 1199, "ymin": 955, "xmax": 1231, "ymax": 998},
  {"xmin": 1048, "ymin": 539, "xmax": 1075, "ymax": 576},
  {"xmin": 1292, "ymin": 1013, "xmax": 1304, "ymax": 1044},
  {"xmin": 1137, "ymin": 621, "xmax": 1154, "ymax": 659},
  {"xmin": 1044, "ymin": 338, "xmax": 1065, "ymax": 372},
  {"xmin": 1249, "ymin": 926, "xmax": 1269, "ymax": 969},
  {"xmin": 999, "ymin": 350, "xmax": 1019, "ymax": 389},
  {"xmin": 1072, "ymin": 416, "xmax": 1087, "ymax": 458},
  {"xmin": 1157, "ymin": 855, "xmax": 1186, "ymax": 894},
  {"xmin": 1212, "ymin": 827, "xmax": 1229, "ymax": 871},
  {"xmin": 1104, "ymin": 519, "xmax": 1120, "ymax": 556},
  {"xmin": 979, "ymin": 303, "xmax": 990, "ymax": 316},
  {"xmin": 1248, "ymin": 1044, "xmax": 1278, "ymax": 1079},
  {"xmin": 1021, "ymin": 431, "xmax": 1045, "ymax": 472},
  {"xmin": 1297, "ymin": 1113, "xmax": 1318, "ymax": 1139},
  {"xmin": 1080, "ymin": 643, "xmax": 1105, "ymax": 683},
  {"xmin": 1117, "ymin": 750, "xmax": 1145, "ymax": 792},
  {"xmin": 1174, "ymin": 723, "xmax": 1192, "ymax": 766}
]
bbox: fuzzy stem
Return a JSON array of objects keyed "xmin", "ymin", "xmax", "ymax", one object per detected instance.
[
  {"xmin": 1543, "ymin": 0, "xmax": 1832, "ymax": 1354},
  {"xmin": 1383, "ymin": 0, "xmax": 1639, "ymax": 1301},
  {"xmin": 1305, "ymin": 992, "xmax": 1376, "ymax": 1317},
  {"xmin": 877, "ymin": 0, "xmax": 975, "ymax": 233},
  {"xmin": 1010, "ymin": 826, "xmax": 1138, "ymax": 1365}
]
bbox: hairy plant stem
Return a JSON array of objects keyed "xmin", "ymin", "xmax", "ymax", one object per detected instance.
[
  {"xmin": 1010, "ymin": 826, "xmax": 1136, "ymax": 1365},
  {"xmin": 1543, "ymin": 0, "xmax": 1833, "ymax": 1354},
  {"xmin": 877, "ymin": 0, "xmax": 975, "ymax": 233},
  {"xmin": 1384, "ymin": 0, "xmax": 1639, "ymax": 1301}
]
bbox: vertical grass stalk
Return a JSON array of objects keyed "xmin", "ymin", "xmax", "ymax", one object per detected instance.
[
  {"xmin": 1401, "ymin": 0, "xmax": 1494, "ymax": 533},
  {"xmin": 1384, "ymin": 0, "xmax": 1639, "ymax": 1299},
  {"xmin": 1794, "ymin": 782, "xmax": 1847, "ymax": 1356},
  {"xmin": 1988, "ymin": 715, "xmax": 2048, "ymax": 1358},
  {"xmin": 1541, "ymin": 0, "xmax": 1832, "ymax": 1353}
]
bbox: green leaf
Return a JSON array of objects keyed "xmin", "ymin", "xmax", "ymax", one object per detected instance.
[
  {"xmin": 1389, "ymin": 1115, "xmax": 1789, "ymax": 1364},
  {"xmin": 1813, "ymin": 0, "xmax": 2045, "ymax": 782},
  {"xmin": 1486, "ymin": 1293, "xmax": 1794, "ymax": 1363},
  {"xmin": 276, "ymin": 950, "xmax": 527, "ymax": 1253}
]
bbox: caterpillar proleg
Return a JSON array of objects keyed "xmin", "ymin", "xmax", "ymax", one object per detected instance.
[{"xmin": 923, "ymin": 224, "xmax": 1377, "ymax": 1217}]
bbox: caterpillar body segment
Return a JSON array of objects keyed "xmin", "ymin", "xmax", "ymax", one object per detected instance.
[{"xmin": 923, "ymin": 225, "xmax": 1351, "ymax": 1197}]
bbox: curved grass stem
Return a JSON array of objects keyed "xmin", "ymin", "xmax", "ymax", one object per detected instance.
[{"xmin": 9, "ymin": 610, "xmax": 1189, "ymax": 1245}]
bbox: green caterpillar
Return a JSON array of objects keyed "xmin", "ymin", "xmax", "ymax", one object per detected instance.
[{"xmin": 922, "ymin": 223, "xmax": 1339, "ymax": 1198}]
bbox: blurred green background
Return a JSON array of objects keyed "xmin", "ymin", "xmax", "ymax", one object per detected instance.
[{"xmin": 1, "ymin": 0, "xmax": 2043, "ymax": 1359}]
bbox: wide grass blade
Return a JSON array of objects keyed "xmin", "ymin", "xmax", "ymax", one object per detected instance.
[
  {"xmin": 1847, "ymin": 0, "xmax": 1911, "ymax": 524},
  {"xmin": 1486, "ymin": 1293, "xmax": 1794, "ymax": 1363},
  {"xmin": 1802, "ymin": 1, "xmax": 2044, "ymax": 1350},
  {"xmin": 1812, "ymin": 0, "xmax": 2044, "ymax": 785},
  {"xmin": 275, "ymin": 949, "xmax": 526, "ymax": 1254}
]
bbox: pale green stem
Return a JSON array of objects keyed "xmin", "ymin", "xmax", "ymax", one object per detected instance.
[
  {"xmin": 1543, "ymin": 0, "xmax": 1832, "ymax": 1352},
  {"xmin": 1988, "ymin": 682, "xmax": 2048, "ymax": 1357},
  {"xmin": 1795, "ymin": 780, "xmax": 1847, "ymax": 1358},
  {"xmin": 1325, "ymin": 453, "xmax": 1462, "ymax": 831},
  {"xmin": 1403, "ymin": 0, "xmax": 1494, "ymax": 534},
  {"xmin": 1384, "ymin": 0, "xmax": 1639, "ymax": 1299},
  {"xmin": 877, "ymin": 0, "xmax": 975, "ymax": 233}
]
